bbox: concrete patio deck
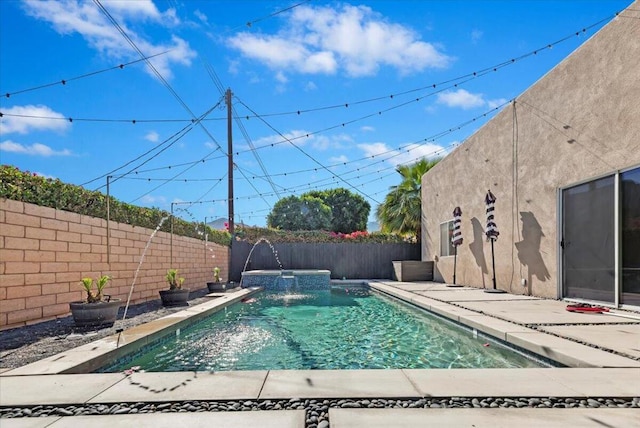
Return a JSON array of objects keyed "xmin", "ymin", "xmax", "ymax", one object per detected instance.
[{"xmin": 1, "ymin": 280, "xmax": 639, "ymax": 427}]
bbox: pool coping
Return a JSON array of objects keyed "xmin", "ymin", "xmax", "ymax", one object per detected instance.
[
  {"xmin": 367, "ymin": 281, "xmax": 640, "ymax": 369},
  {"xmin": 1, "ymin": 287, "xmax": 262, "ymax": 376},
  {"xmin": 1, "ymin": 281, "xmax": 640, "ymax": 410},
  {"xmin": 3, "ymin": 281, "xmax": 639, "ymax": 377}
]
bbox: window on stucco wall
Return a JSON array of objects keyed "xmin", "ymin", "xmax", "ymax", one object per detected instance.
[{"xmin": 439, "ymin": 220, "xmax": 455, "ymax": 257}]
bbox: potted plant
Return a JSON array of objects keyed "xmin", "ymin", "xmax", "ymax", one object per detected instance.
[
  {"xmin": 207, "ymin": 266, "xmax": 226, "ymax": 292},
  {"xmin": 69, "ymin": 275, "xmax": 121, "ymax": 327},
  {"xmin": 159, "ymin": 268, "xmax": 190, "ymax": 306}
]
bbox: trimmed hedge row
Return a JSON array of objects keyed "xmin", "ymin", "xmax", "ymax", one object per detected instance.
[
  {"xmin": 0, "ymin": 165, "xmax": 231, "ymax": 246},
  {"xmin": 235, "ymin": 226, "xmax": 407, "ymax": 244},
  {"xmin": 1, "ymin": 165, "xmax": 407, "ymax": 245}
]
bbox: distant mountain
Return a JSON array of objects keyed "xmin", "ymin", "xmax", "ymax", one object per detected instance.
[
  {"xmin": 206, "ymin": 217, "xmax": 228, "ymax": 230},
  {"xmin": 367, "ymin": 221, "xmax": 380, "ymax": 232}
]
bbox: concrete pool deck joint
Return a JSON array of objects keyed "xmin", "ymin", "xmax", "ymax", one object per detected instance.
[
  {"xmin": 369, "ymin": 281, "xmax": 640, "ymax": 369},
  {"xmin": 1, "ymin": 368, "xmax": 639, "ymax": 407},
  {"xmin": 1, "ymin": 280, "xmax": 640, "ymax": 428}
]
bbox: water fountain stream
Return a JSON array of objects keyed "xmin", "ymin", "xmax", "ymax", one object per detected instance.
[{"xmin": 121, "ymin": 216, "xmax": 169, "ymax": 321}]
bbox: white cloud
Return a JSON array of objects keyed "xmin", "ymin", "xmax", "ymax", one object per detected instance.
[
  {"xmin": 360, "ymin": 125, "xmax": 375, "ymax": 132},
  {"xmin": 275, "ymin": 71, "xmax": 288, "ymax": 84},
  {"xmin": 304, "ymin": 81, "xmax": 318, "ymax": 91},
  {"xmin": 204, "ymin": 141, "xmax": 220, "ymax": 150},
  {"xmin": 253, "ymin": 130, "xmax": 351, "ymax": 151},
  {"xmin": 0, "ymin": 140, "xmax": 73, "ymax": 156},
  {"xmin": 487, "ymin": 97, "xmax": 508, "ymax": 109},
  {"xmin": 437, "ymin": 89, "xmax": 485, "ymax": 109},
  {"xmin": 194, "ymin": 9, "xmax": 208, "ymax": 24},
  {"xmin": 144, "ymin": 131, "xmax": 159, "ymax": 142},
  {"xmin": 22, "ymin": 0, "xmax": 195, "ymax": 79},
  {"xmin": 228, "ymin": 59, "xmax": 240, "ymax": 75},
  {"xmin": 34, "ymin": 171, "xmax": 56, "ymax": 179},
  {"xmin": 228, "ymin": 4, "xmax": 450, "ymax": 78},
  {"xmin": 141, "ymin": 195, "xmax": 167, "ymax": 204},
  {"xmin": 436, "ymin": 90, "xmax": 509, "ymax": 110},
  {"xmin": 0, "ymin": 104, "xmax": 70, "ymax": 134},
  {"xmin": 357, "ymin": 142, "xmax": 445, "ymax": 166},
  {"xmin": 329, "ymin": 154, "xmax": 349, "ymax": 164},
  {"xmin": 471, "ymin": 29, "xmax": 483, "ymax": 44}
]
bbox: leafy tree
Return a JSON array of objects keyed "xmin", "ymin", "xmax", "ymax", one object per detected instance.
[
  {"xmin": 305, "ymin": 188, "xmax": 370, "ymax": 233},
  {"xmin": 376, "ymin": 158, "xmax": 440, "ymax": 242},
  {"xmin": 267, "ymin": 195, "xmax": 332, "ymax": 231}
]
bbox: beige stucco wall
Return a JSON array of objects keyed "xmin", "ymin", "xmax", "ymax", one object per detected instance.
[
  {"xmin": 0, "ymin": 199, "xmax": 229, "ymax": 330},
  {"xmin": 421, "ymin": 5, "xmax": 640, "ymax": 298}
]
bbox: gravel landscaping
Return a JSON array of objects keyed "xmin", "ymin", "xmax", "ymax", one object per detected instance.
[
  {"xmin": 2, "ymin": 287, "xmax": 639, "ymax": 428},
  {"xmin": 2, "ymin": 397, "xmax": 638, "ymax": 428},
  {"xmin": 0, "ymin": 288, "xmax": 215, "ymax": 370}
]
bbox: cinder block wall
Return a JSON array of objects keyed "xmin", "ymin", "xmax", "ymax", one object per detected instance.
[{"xmin": 0, "ymin": 198, "xmax": 229, "ymax": 330}]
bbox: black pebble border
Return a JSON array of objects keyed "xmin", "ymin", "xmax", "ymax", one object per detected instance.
[{"xmin": 2, "ymin": 397, "xmax": 639, "ymax": 428}]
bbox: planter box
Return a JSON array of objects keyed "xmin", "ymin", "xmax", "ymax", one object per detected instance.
[
  {"xmin": 207, "ymin": 282, "xmax": 226, "ymax": 292},
  {"xmin": 392, "ymin": 261, "xmax": 434, "ymax": 282},
  {"xmin": 69, "ymin": 299, "xmax": 122, "ymax": 327},
  {"xmin": 159, "ymin": 289, "xmax": 190, "ymax": 307}
]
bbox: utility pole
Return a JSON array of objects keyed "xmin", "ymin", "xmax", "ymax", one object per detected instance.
[
  {"xmin": 226, "ymin": 88, "xmax": 234, "ymax": 283},
  {"xmin": 106, "ymin": 176, "xmax": 111, "ymax": 264},
  {"xmin": 226, "ymin": 88, "xmax": 234, "ymax": 237}
]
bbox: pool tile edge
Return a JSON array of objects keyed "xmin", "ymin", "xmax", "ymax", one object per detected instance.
[{"xmin": 1, "ymin": 288, "xmax": 261, "ymax": 376}]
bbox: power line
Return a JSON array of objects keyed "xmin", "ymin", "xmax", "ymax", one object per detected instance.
[
  {"xmin": 228, "ymin": 0, "xmax": 313, "ymax": 32},
  {"xmin": 1, "ymin": 12, "xmax": 617, "ymax": 125},
  {"xmin": 201, "ymin": 59, "xmax": 281, "ymax": 200},
  {"xmin": 85, "ymin": 100, "xmax": 223, "ymax": 189},
  {"xmin": 0, "ymin": 112, "xmax": 224, "ymax": 124},
  {"xmin": 102, "ymin": 98, "xmax": 507, "ymax": 194},
  {"xmin": 209, "ymin": 101, "xmax": 509, "ymax": 206},
  {"xmin": 237, "ymin": 99, "xmax": 381, "ymax": 205},
  {"xmin": 93, "ymin": 0, "xmax": 224, "ymax": 155},
  {"xmin": 0, "ymin": 50, "xmax": 172, "ymax": 99}
]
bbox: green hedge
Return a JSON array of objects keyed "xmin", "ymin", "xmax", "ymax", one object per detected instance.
[
  {"xmin": 235, "ymin": 226, "xmax": 407, "ymax": 244},
  {"xmin": 1, "ymin": 165, "xmax": 407, "ymax": 245},
  {"xmin": 0, "ymin": 165, "xmax": 231, "ymax": 246}
]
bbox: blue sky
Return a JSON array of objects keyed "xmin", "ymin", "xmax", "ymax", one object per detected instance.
[{"xmin": 0, "ymin": 0, "xmax": 633, "ymax": 228}]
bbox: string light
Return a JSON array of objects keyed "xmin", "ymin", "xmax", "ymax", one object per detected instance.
[
  {"xmin": 0, "ymin": 11, "xmax": 619, "ymax": 125},
  {"xmin": 0, "ymin": 50, "xmax": 171, "ymax": 99}
]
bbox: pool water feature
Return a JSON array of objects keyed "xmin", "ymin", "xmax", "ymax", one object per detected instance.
[
  {"xmin": 102, "ymin": 288, "xmax": 546, "ymax": 372},
  {"xmin": 241, "ymin": 269, "xmax": 331, "ymax": 290}
]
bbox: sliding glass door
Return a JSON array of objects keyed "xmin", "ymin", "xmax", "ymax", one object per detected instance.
[
  {"xmin": 621, "ymin": 167, "xmax": 640, "ymax": 306},
  {"xmin": 561, "ymin": 166, "xmax": 640, "ymax": 307},
  {"xmin": 562, "ymin": 176, "xmax": 615, "ymax": 303}
]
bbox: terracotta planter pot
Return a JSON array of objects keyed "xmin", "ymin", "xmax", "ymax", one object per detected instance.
[
  {"xmin": 207, "ymin": 281, "xmax": 226, "ymax": 292},
  {"xmin": 69, "ymin": 299, "xmax": 122, "ymax": 327},
  {"xmin": 159, "ymin": 289, "xmax": 190, "ymax": 307}
]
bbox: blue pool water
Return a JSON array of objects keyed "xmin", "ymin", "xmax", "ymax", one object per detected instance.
[{"xmin": 102, "ymin": 288, "xmax": 545, "ymax": 372}]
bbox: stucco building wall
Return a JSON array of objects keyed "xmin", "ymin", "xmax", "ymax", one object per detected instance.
[
  {"xmin": 0, "ymin": 199, "xmax": 228, "ymax": 330},
  {"xmin": 421, "ymin": 7, "xmax": 640, "ymax": 298}
]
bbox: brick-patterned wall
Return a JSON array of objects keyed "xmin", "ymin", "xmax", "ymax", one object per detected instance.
[{"xmin": 0, "ymin": 199, "xmax": 229, "ymax": 330}]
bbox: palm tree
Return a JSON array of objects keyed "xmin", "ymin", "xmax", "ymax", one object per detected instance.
[{"xmin": 376, "ymin": 158, "xmax": 440, "ymax": 241}]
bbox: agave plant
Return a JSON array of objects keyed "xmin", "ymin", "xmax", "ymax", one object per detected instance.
[
  {"xmin": 166, "ymin": 269, "xmax": 185, "ymax": 291},
  {"xmin": 213, "ymin": 267, "xmax": 221, "ymax": 283}
]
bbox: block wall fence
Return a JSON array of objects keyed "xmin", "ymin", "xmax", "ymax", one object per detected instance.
[{"xmin": 0, "ymin": 198, "xmax": 229, "ymax": 330}]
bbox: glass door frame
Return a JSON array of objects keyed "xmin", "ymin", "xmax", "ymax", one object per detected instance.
[
  {"xmin": 557, "ymin": 168, "xmax": 635, "ymax": 308},
  {"xmin": 558, "ymin": 164, "xmax": 640, "ymax": 309}
]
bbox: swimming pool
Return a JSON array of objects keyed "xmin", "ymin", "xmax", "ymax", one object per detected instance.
[{"xmin": 101, "ymin": 287, "xmax": 547, "ymax": 372}]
